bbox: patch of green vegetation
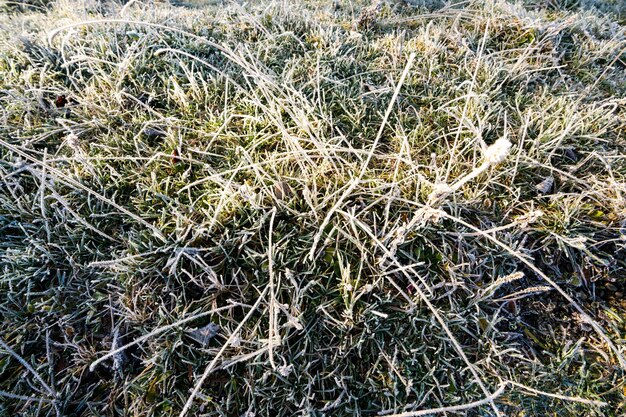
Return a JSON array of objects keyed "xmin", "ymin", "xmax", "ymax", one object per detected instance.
[{"xmin": 1, "ymin": 0, "xmax": 625, "ymax": 416}]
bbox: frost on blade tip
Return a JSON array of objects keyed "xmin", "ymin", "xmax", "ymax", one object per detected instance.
[
  {"xmin": 277, "ymin": 364, "xmax": 294, "ymax": 377},
  {"xmin": 536, "ymin": 175, "xmax": 554, "ymax": 195},
  {"xmin": 188, "ymin": 322, "xmax": 220, "ymax": 347},
  {"xmin": 111, "ymin": 328, "xmax": 127, "ymax": 375},
  {"xmin": 484, "ymin": 138, "xmax": 512, "ymax": 165}
]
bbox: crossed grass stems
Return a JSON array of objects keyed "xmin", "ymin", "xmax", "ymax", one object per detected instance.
[{"xmin": 1, "ymin": 1, "xmax": 625, "ymax": 415}]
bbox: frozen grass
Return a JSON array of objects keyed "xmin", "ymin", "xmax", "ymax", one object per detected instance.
[{"xmin": 1, "ymin": 0, "xmax": 626, "ymax": 415}]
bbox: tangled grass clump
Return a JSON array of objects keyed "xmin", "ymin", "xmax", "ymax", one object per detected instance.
[{"xmin": 1, "ymin": 0, "xmax": 626, "ymax": 416}]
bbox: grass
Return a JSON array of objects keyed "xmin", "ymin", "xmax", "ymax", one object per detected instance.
[{"xmin": 0, "ymin": 0, "xmax": 625, "ymax": 415}]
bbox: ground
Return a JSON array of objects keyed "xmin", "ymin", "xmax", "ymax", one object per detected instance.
[{"xmin": 1, "ymin": 0, "xmax": 626, "ymax": 416}]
